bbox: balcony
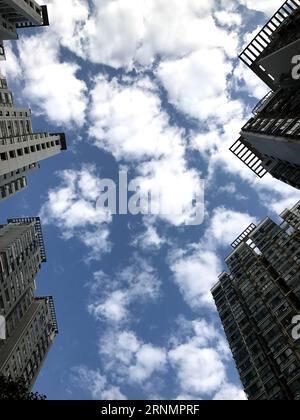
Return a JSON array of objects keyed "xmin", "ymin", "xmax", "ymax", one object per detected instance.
[
  {"xmin": 252, "ymin": 91, "xmax": 276, "ymax": 116},
  {"xmin": 230, "ymin": 137, "xmax": 268, "ymax": 178},
  {"xmin": 239, "ymin": 0, "xmax": 300, "ymax": 89}
]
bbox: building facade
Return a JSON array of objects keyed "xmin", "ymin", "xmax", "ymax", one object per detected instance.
[
  {"xmin": 239, "ymin": 0, "xmax": 300, "ymax": 90},
  {"xmin": 0, "ymin": 74, "xmax": 67, "ymax": 201},
  {"xmin": 0, "ymin": 0, "xmax": 49, "ymax": 60},
  {"xmin": 231, "ymin": 0, "xmax": 300, "ymax": 189},
  {"xmin": 212, "ymin": 201, "xmax": 300, "ymax": 400},
  {"xmin": 0, "ymin": 218, "xmax": 58, "ymax": 389}
]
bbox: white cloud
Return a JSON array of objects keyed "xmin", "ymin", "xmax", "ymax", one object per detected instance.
[
  {"xmin": 213, "ymin": 383, "xmax": 247, "ymax": 400},
  {"xmin": 89, "ymin": 74, "xmax": 204, "ymax": 226},
  {"xmin": 254, "ymin": 176, "xmax": 300, "ymax": 216},
  {"xmin": 132, "ymin": 220, "xmax": 166, "ymax": 250},
  {"xmin": 157, "ymin": 49, "xmax": 242, "ymax": 124},
  {"xmin": 0, "ymin": 44, "xmax": 22, "ymax": 79},
  {"xmin": 240, "ymin": 0, "xmax": 284, "ymax": 15},
  {"xmin": 129, "ymin": 344, "xmax": 167, "ymax": 384},
  {"xmin": 170, "ymin": 249, "xmax": 222, "ymax": 309},
  {"xmin": 170, "ymin": 346, "xmax": 226, "ymax": 395},
  {"xmin": 92, "ymin": 291, "xmax": 129, "ymax": 324},
  {"xmin": 74, "ymin": 318, "xmax": 244, "ymax": 400},
  {"xmin": 88, "ymin": 75, "xmax": 179, "ymax": 161},
  {"xmin": 45, "ymin": 0, "xmax": 237, "ymax": 69},
  {"xmin": 16, "ymin": 34, "xmax": 87, "ymax": 127},
  {"xmin": 169, "ymin": 319, "xmax": 244, "ymax": 398},
  {"xmin": 205, "ymin": 207, "xmax": 258, "ymax": 248},
  {"xmin": 218, "ymin": 183, "xmax": 248, "ymax": 201},
  {"xmin": 45, "ymin": 0, "xmax": 89, "ymax": 49},
  {"xmin": 169, "ymin": 206, "xmax": 256, "ymax": 309},
  {"xmin": 88, "ymin": 257, "xmax": 161, "ymax": 324},
  {"xmin": 99, "ymin": 330, "xmax": 167, "ymax": 385},
  {"xmin": 72, "ymin": 366, "xmax": 127, "ymax": 400},
  {"xmin": 40, "ymin": 165, "xmax": 112, "ymax": 257},
  {"xmin": 214, "ymin": 11, "xmax": 242, "ymax": 27},
  {"xmin": 233, "ymin": 62, "xmax": 270, "ymax": 100}
]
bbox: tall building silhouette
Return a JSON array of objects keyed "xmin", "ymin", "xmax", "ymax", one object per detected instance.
[
  {"xmin": 0, "ymin": 218, "xmax": 58, "ymax": 389},
  {"xmin": 231, "ymin": 0, "xmax": 300, "ymax": 190},
  {"xmin": 212, "ymin": 201, "xmax": 300, "ymax": 400},
  {"xmin": 0, "ymin": 0, "xmax": 49, "ymax": 60},
  {"xmin": 0, "ymin": 75, "xmax": 67, "ymax": 201}
]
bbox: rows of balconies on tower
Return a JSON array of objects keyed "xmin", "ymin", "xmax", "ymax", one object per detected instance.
[
  {"xmin": 0, "ymin": 72, "xmax": 67, "ymax": 202},
  {"xmin": 0, "ymin": 1, "xmax": 61, "ymax": 392},
  {"xmin": 231, "ymin": 0, "xmax": 300, "ymax": 190},
  {"xmin": 0, "ymin": 0, "xmax": 49, "ymax": 60},
  {"xmin": 212, "ymin": 201, "xmax": 300, "ymax": 400},
  {"xmin": 0, "ymin": 218, "xmax": 58, "ymax": 388}
]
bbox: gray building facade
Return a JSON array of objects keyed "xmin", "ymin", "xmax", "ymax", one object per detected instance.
[
  {"xmin": 0, "ymin": 0, "xmax": 49, "ymax": 60},
  {"xmin": 0, "ymin": 218, "xmax": 58, "ymax": 389},
  {"xmin": 231, "ymin": 0, "xmax": 300, "ymax": 189},
  {"xmin": 212, "ymin": 201, "xmax": 300, "ymax": 400},
  {"xmin": 0, "ymin": 74, "xmax": 67, "ymax": 201}
]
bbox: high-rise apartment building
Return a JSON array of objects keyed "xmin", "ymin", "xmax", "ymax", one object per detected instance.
[
  {"xmin": 239, "ymin": 0, "xmax": 300, "ymax": 90},
  {"xmin": 0, "ymin": 217, "xmax": 58, "ymax": 389},
  {"xmin": 0, "ymin": 74, "xmax": 67, "ymax": 201},
  {"xmin": 0, "ymin": 0, "xmax": 49, "ymax": 60},
  {"xmin": 231, "ymin": 0, "xmax": 300, "ymax": 190},
  {"xmin": 212, "ymin": 201, "xmax": 300, "ymax": 400}
]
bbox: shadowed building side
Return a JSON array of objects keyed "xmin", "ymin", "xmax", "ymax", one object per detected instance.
[
  {"xmin": 212, "ymin": 201, "xmax": 300, "ymax": 400},
  {"xmin": 0, "ymin": 218, "xmax": 58, "ymax": 389},
  {"xmin": 0, "ymin": 0, "xmax": 49, "ymax": 60},
  {"xmin": 0, "ymin": 75, "xmax": 67, "ymax": 201},
  {"xmin": 232, "ymin": 0, "xmax": 300, "ymax": 190}
]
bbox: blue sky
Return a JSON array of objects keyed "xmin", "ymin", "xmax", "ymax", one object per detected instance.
[{"xmin": 2, "ymin": 0, "xmax": 300, "ymax": 400}]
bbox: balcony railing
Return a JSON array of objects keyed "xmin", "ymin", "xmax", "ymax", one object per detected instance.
[
  {"xmin": 8, "ymin": 217, "xmax": 47, "ymax": 263},
  {"xmin": 15, "ymin": 5, "xmax": 49, "ymax": 28},
  {"xmin": 230, "ymin": 138, "xmax": 268, "ymax": 178},
  {"xmin": 239, "ymin": 0, "xmax": 300, "ymax": 87},
  {"xmin": 47, "ymin": 296, "xmax": 59, "ymax": 335},
  {"xmin": 231, "ymin": 223, "xmax": 257, "ymax": 249},
  {"xmin": 252, "ymin": 90, "xmax": 275, "ymax": 116}
]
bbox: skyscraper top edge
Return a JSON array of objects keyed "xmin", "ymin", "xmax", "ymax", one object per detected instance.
[{"xmin": 7, "ymin": 217, "xmax": 47, "ymax": 262}]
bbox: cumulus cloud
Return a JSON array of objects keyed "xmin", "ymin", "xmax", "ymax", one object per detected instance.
[
  {"xmin": 170, "ymin": 346, "xmax": 226, "ymax": 395},
  {"xmin": 169, "ymin": 206, "xmax": 256, "ymax": 309},
  {"xmin": 76, "ymin": 319, "xmax": 245, "ymax": 400},
  {"xmin": 40, "ymin": 165, "xmax": 112, "ymax": 258},
  {"xmin": 0, "ymin": 44, "xmax": 22, "ymax": 79},
  {"xmin": 170, "ymin": 249, "xmax": 222, "ymax": 309},
  {"xmin": 72, "ymin": 366, "xmax": 127, "ymax": 400},
  {"xmin": 44, "ymin": 0, "xmax": 238, "ymax": 69},
  {"xmin": 88, "ymin": 75, "xmax": 179, "ymax": 161},
  {"xmin": 132, "ymin": 220, "xmax": 167, "ymax": 251},
  {"xmin": 204, "ymin": 207, "xmax": 258, "ymax": 248},
  {"xmin": 169, "ymin": 319, "xmax": 245, "ymax": 399},
  {"xmin": 157, "ymin": 49, "xmax": 243, "ymax": 124},
  {"xmin": 4, "ymin": 0, "xmax": 242, "ymax": 130},
  {"xmin": 88, "ymin": 256, "xmax": 161, "ymax": 324},
  {"xmin": 99, "ymin": 330, "xmax": 167, "ymax": 385},
  {"xmin": 89, "ymin": 74, "xmax": 204, "ymax": 226},
  {"xmin": 214, "ymin": 11, "xmax": 242, "ymax": 27},
  {"xmin": 233, "ymin": 62, "xmax": 270, "ymax": 100},
  {"xmin": 213, "ymin": 383, "xmax": 247, "ymax": 400},
  {"xmin": 2, "ymin": 36, "xmax": 87, "ymax": 127},
  {"xmin": 240, "ymin": 0, "xmax": 285, "ymax": 15}
]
